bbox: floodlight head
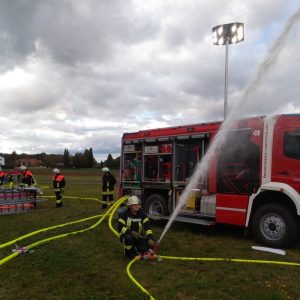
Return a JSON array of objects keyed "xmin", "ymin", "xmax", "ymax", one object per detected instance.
[{"xmin": 212, "ymin": 22, "xmax": 244, "ymax": 45}]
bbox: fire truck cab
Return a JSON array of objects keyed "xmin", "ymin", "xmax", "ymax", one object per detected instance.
[{"xmin": 120, "ymin": 114, "xmax": 300, "ymax": 248}]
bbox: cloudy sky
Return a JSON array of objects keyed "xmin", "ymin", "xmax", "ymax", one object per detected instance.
[{"xmin": 0, "ymin": 0, "xmax": 300, "ymax": 162}]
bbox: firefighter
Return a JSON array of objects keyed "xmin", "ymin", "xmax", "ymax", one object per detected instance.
[
  {"xmin": 19, "ymin": 165, "xmax": 37, "ymax": 187},
  {"xmin": 0, "ymin": 166, "xmax": 5, "ymax": 185},
  {"xmin": 101, "ymin": 167, "xmax": 116, "ymax": 209},
  {"xmin": 52, "ymin": 168, "xmax": 66, "ymax": 208},
  {"xmin": 117, "ymin": 195, "xmax": 156, "ymax": 259},
  {"xmin": 19, "ymin": 165, "xmax": 38, "ymax": 206}
]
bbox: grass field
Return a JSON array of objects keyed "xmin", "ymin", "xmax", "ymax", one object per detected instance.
[{"xmin": 1, "ymin": 168, "xmax": 300, "ymax": 300}]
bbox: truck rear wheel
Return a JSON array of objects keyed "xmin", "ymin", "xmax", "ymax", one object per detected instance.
[
  {"xmin": 145, "ymin": 194, "xmax": 168, "ymax": 217},
  {"xmin": 252, "ymin": 203, "xmax": 299, "ymax": 248}
]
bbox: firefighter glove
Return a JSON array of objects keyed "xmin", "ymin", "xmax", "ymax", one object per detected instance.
[
  {"xmin": 131, "ymin": 230, "xmax": 139, "ymax": 239},
  {"xmin": 148, "ymin": 239, "xmax": 156, "ymax": 248}
]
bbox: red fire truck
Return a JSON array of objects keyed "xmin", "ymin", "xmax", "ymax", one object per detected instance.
[{"xmin": 119, "ymin": 114, "xmax": 300, "ymax": 248}]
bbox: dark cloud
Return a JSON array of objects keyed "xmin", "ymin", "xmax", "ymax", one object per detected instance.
[{"xmin": 0, "ymin": 0, "xmax": 299, "ymax": 161}]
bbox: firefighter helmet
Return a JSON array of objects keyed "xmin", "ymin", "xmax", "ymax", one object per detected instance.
[
  {"xmin": 53, "ymin": 168, "xmax": 60, "ymax": 173},
  {"xmin": 127, "ymin": 195, "xmax": 140, "ymax": 206},
  {"xmin": 20, "ymin": 165, "xmax": 27, "ymax": 171},
  {"xmin": 102, "ymin": 167, "xmax": 109, "ymax": 172}
]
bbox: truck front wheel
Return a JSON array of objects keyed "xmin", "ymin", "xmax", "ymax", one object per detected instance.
[
  {"xmin": 145, "ymin": 194, "xmax": 169, "ymax": 217},
  {"xmin": 252, "ymin": 203, "xmax": 299, "ymax": 248}
]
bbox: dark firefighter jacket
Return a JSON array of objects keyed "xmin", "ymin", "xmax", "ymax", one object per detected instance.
[
  {"xmin": 102, "ymin": 172, "xmax": 116, "ymax": 192},
  {"xmin": 52, "ymin": 174, "xmax": 66, "ymax": 190},
  {"xmin": 118, "ymin": 208, "xmax": 153, "ymax": 241},
  {"xmin": 21, "ymin": 170, "xmax": 37, "ymax": 187}
]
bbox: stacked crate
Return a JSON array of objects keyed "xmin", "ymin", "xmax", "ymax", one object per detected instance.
[{"xmin": 0, "ymin": 188, "xmax": 38, "ymax": 214}]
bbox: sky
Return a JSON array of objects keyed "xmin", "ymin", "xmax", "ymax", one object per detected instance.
[{"xmin": 0, "ymin": 0, "xmax": 300, "ymax": 162}]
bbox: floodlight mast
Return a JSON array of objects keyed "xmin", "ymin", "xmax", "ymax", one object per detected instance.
[
  {"xmin": 212, "ymin": 22, "xmax": 244, "ymax": 120},
  {"xmin": 224, "ymin": 37, "xmax": 229, "ymax": 120}
]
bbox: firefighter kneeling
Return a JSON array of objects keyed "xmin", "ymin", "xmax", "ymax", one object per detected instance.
[{"xmin": 118, "ymin": 196, "xmax": 155, "ymax": 259}]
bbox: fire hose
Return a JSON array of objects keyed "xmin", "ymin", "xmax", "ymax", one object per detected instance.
[
  {"xmin": 0, "ymin": 195, "xmax": 128, "ymax": 266},
  {"xmin": 106, "ymin": 197, "xmax": 300, "ymax": 300},
  {"xmin": 1, "ymin": 195, "xmax": 300, "ymax": 299}
]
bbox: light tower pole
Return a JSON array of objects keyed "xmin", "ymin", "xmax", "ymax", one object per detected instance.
[{"xmin": 212, "ymin": 22, "xmax": 244, "ymax": 119}]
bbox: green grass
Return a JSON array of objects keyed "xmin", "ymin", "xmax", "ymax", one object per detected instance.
[{"xmin": 1, "ymin": 169, "xmax": 300, "ymax": 300}]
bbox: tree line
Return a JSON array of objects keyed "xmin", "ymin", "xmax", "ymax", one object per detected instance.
[{"xmin": 0, "ymin": 149, "xmax": 120, "ymax": 169}]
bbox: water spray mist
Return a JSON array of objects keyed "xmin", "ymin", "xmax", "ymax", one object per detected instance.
[{"xmin": 158, "ymin": 6, "xmax": 300, "ymax": 245}]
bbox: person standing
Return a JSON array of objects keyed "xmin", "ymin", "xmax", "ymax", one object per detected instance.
[
  {"xmin": 19, "ymin": 165, "xmax": 38, "ymax": 206},
  {"xmin": 19, "ymin": 165, "xmax": 37, "ymax": 187},
  {"xmin": 117, "ymin": 195, "xmax": 156, "ymax": 259},
  {"xmin": 52, "ymin": 168, "xmax": 66, "ymax": 208},
  {"xmin": 101, "ymin": 167, "xmax": 116, "ymax": 209}
]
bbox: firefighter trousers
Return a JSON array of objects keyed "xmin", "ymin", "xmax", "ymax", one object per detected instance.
[
  {"xmin": 54, "ymin": 189, "xmax": 63, "ymax": 207},
  {"xmin": 102, "ymin": 192, "xmax": 114, "ymax": 209},
  {"xmin": 122, "ymin": 233, "xmax": 149, "ymax": 258}
]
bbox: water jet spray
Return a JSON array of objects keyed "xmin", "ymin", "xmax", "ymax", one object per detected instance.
[{"xmin": 157, "ymin": 6, "xmax": 300, "ymax": 245}]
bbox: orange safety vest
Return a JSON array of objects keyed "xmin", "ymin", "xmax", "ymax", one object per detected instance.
[{"xmin": 52, "ymin": 174, "xmax": 65, "ymax": 189}]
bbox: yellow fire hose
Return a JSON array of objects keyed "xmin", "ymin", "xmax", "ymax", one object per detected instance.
[
  {"xmin": 126, "ymin": 257, "xmax": 155, "ymax": 300},
  {"xmin": 2, "ymin": 194, "xmax": 300, "ymax": 300},
  {"xmin": 159, "ymin": 255, "xmax": 300, "ymax": 266},
  {"xmin": 0, "ymin": 194, "xmax": 125, "ymax": 253},
  {"xmin": 0, "ymin": 193, "xmax": 118, "ymax": 250},
  {"xmin": 0, "ymin": 196, "xmax": 127, "ymax": 266},
  {"xmin": 108, "ymin": 196, "xmax": 127, "ymax": 237},
  {"xmin": 0, "ymin": 214, "xmax": 102, "ymax": 250},
  {"xmin": 126, "ymin": 255, "xmax": 300, "ymax": 300},
  {"xmin": 107, "ymin": 198, "xmax": 300, "ymax": 299},
  {"xmin": 41, "ymin": 195, "xmax": 102, "ymax": 202},
  {"xmin": 107, "ymin": 198, "xmax": 158, "ymax": 299},
  {"xmin": 61, "ymin": 195, "xmax": 119, "ymax": 206},
  {"xmin": 60, "ymin": 196, "xmax": 102, "ymax": 203}
]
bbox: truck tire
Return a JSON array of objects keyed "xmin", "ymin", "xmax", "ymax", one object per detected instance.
[
  {"xmin": 145, "ymin": 194, "xmax": 169, "ymax": 217},
  {"xmin": 252, "ymin": 203, "xmax": 299, "ymax": 248}
]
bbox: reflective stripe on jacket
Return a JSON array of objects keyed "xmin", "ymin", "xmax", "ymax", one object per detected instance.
[{"xmin": 117, "ymin": 208, "xmax": 153, "ymax": 240}]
